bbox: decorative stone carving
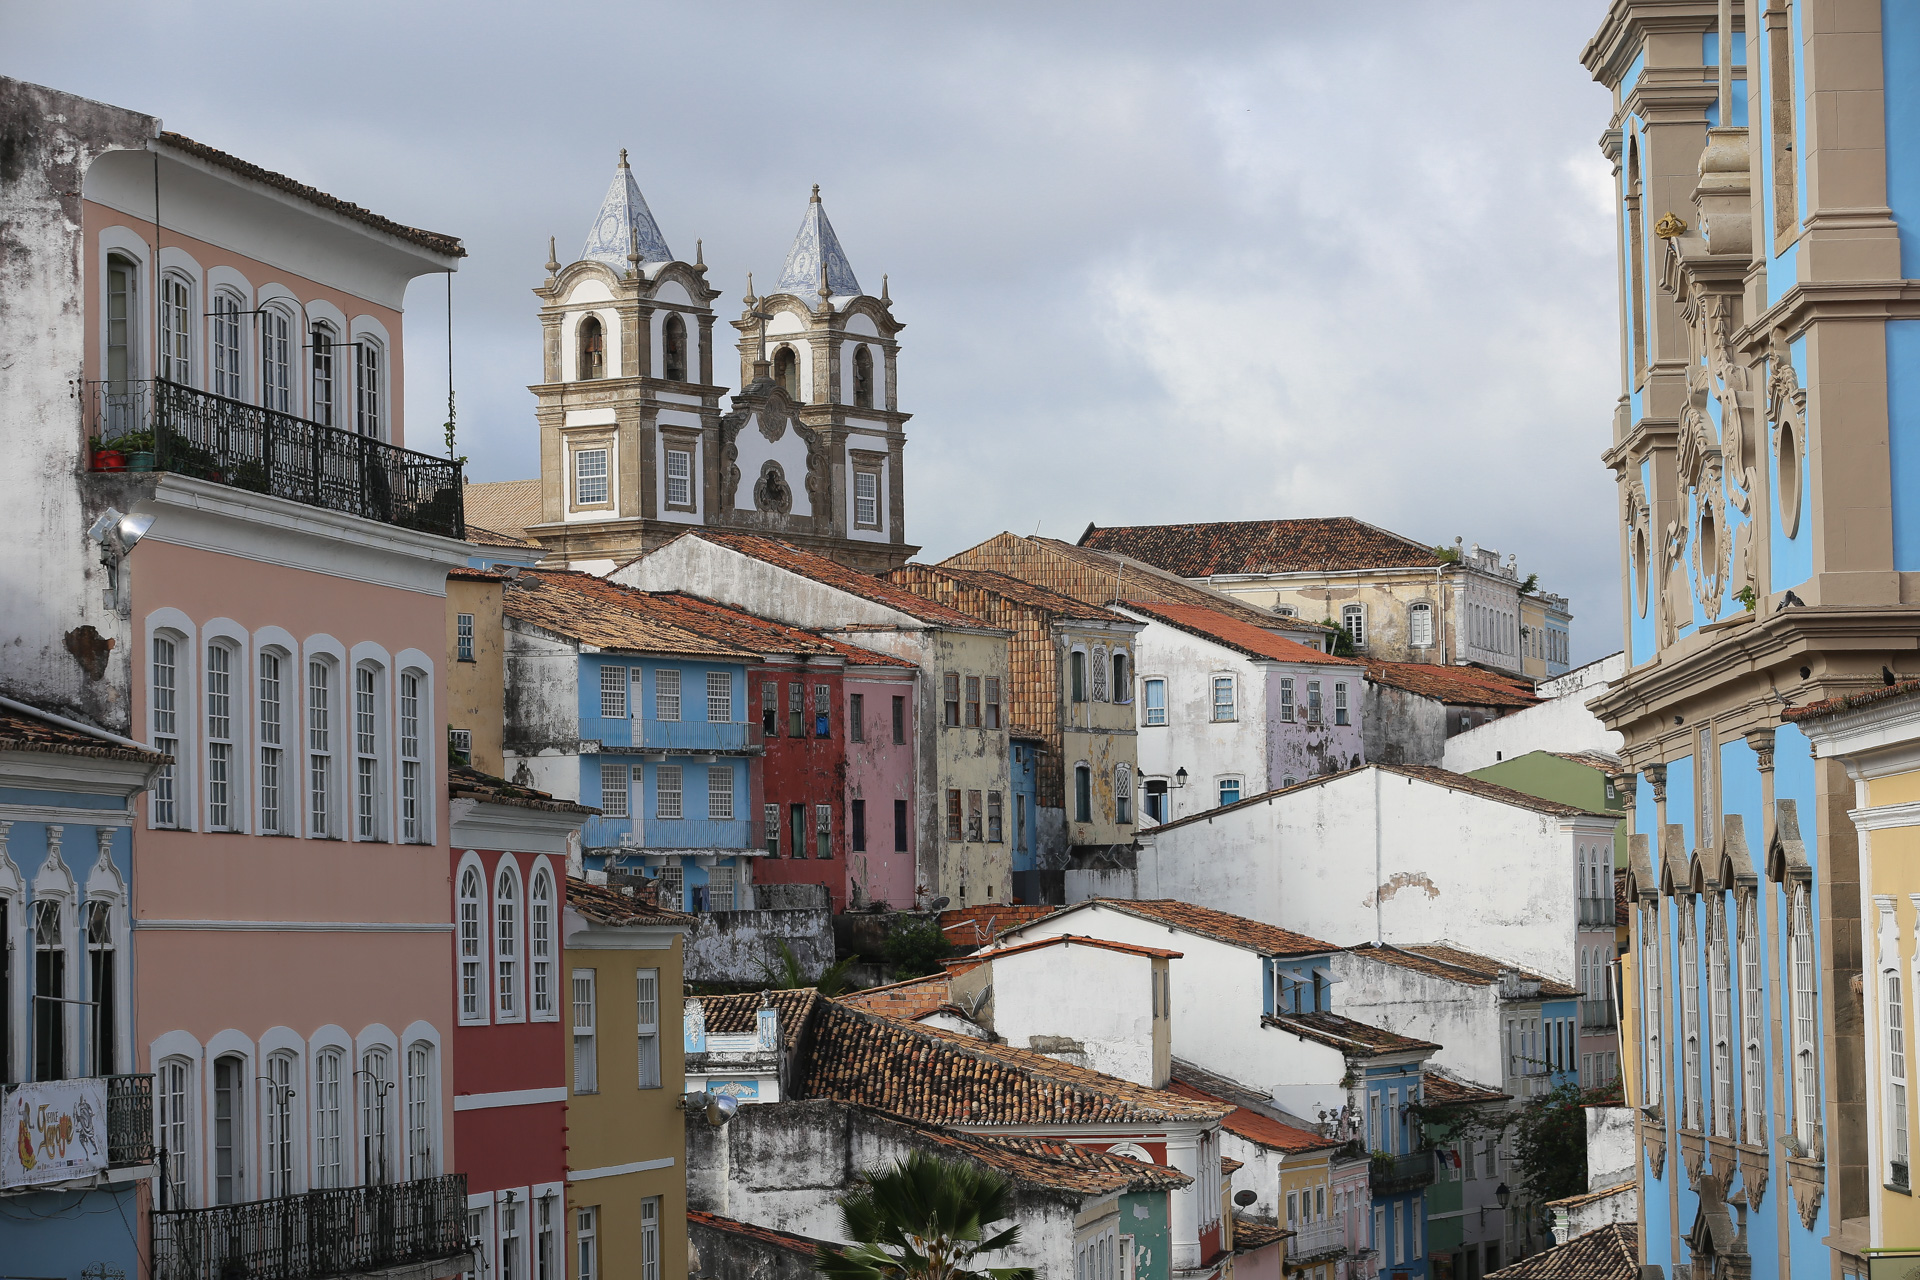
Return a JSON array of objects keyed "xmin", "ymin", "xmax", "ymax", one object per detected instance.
[
  {"xmin": 753, "ymin": 462, "xmax": 793, "ymax": 516},
  {"xmin": 1745, "ymin": 730, "xmax": 1775, "ymax": 774},
  {"xmin": 1627, "ymin": 476, "xmax": 1653, "ymax": 619},
  {"xmin": 1733, "ymin": 1143, "xmax": 1768, "ymax": 1208},
  {"xmin": 1645, "ymin": 763, "xmax": 1668, "ymax": 805},
  {"xmin": 1680, "ymin": 1130, "xmax": 1708, "ymax": 1190},
  {"xmin": 1783, "ymin": 1152, "xmax": 1823, "ymax": 1230},
  {"xmin": 1645, "ymin": 1120, "xmax": 1668, "ymax": 1179},
  {"xmin": 1661, "ymin": 516, "xmax": 1692, "ymax": 646},
  {"xmin": 1766, "ymin": 342, "xmax": 1808, "ymax": 540}
]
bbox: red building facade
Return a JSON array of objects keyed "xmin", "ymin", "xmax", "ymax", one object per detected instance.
[{"xmin": 449, "ymin": 768, "xmax": 593, "ymax": 1280}]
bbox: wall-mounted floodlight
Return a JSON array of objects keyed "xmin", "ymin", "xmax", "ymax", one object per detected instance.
[
  {"xmin": 688, "ymin": 1090, "xmax": 739, "ymax": 1128},
  {"xmin": 87, "ymin": 507, "xmax": 154, "ymax": 554}
]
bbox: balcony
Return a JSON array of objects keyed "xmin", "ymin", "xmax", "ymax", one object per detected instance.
[
  {"xmin": 1287, "ymin": 1213, "xmax": 1347, "ymax": 1264},
  {"xmin": 1368, "ymin": 1149, "xmax": 1435, "ymax": 1195},
  {"xmin": 1, "ymin": 1074, "xmax": 153, "ymax": 1192},
  {"xmin": 1578, "ymin": 897, "xmax": 1616, "ymax": 928},
  {"xmin": 1580, "ymin": 998, "xmax": 1617, "ymax": 1030},
  {"xmin": 83, "ymin": 379, "xmax": 464, "ymax": 539},
  {"xmin": 151, "ymin": 1173, "xmax": 469, "ymax": 1280}
]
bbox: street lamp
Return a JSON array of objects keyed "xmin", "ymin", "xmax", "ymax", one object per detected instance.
[
  {"xmin": 1494, "ymin": 1182, "xmax": 1511, "ymax": 1210},
  {"xmin": 1173, "ymin": 768, "xmax": 1188, "ymax": 789}
]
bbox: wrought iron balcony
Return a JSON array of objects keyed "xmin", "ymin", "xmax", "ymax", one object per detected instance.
[
  {"xmin": 1287, "ymin": 1213, "xmax": 1347, "ymax": 1263},
  {"xmin": 108, "ymin": 1072, "xmax": 155, "ymax": 1167},
  {"xmin": 1580, "ymin": 998, "xmax": 1617, "ymax": 1030},
  {"xmin": 1367, "ymin": 1149, "xmax": 1435, "ymax": 1195},
  {"xmin": 152, "ymin": 1173, "xmax": 468, "ymax": 1280},
  {"xmin": 82, "ymin": 379, "xmax": 464, "ymax": 539}
]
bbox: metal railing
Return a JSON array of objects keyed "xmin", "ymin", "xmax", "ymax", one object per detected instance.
[
  {"xmin": 107, "ymin": 1073, "xmax": 155, "ymax": 1167},
  {"xmin": 1368, "ymin": 1149, "xmax": 1435, "ymax": 1194},
  {"xmin": 1288, "ymin": 1213, "xmax": 1347, "ymax": 1263},
  {"xmin": 1578, "ymin": 897, "xmax": 1616, "ymax": 928},
  {"xmin": 82, "ymin": 380, "xmax": 464, "ymax": 539},
  {"xmin": 151, "ymin": 1173, "xmax": 468, "ymax": 1280},
  {"xmin": 1580, "ymin": 998, "xmax": 1617, "ymax": 1030}
]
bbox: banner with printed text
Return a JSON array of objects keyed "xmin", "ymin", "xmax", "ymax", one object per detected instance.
[{"xmin": 3, "ymin": 1078, "xmax": 109, "ymax": 1188}]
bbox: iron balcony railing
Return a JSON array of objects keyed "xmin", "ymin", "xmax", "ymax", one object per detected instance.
[
  {"xmin": 108, "ymin": 1072, "xmax": 155, "ymax": 1167},
  {"xmin": 1578, "ymin": 897, "xmax": 1616, "ymax": 928},
  {"xmin": 1580, "ymin": 998, "xmax": 1617, "ymax": 1030},
  {"xmin": 152, "ymin": 1173, "xmax": 468, "ymax": 1280},
  {"xmin": 82, "ymin": 379, "xmax": 464, "ymax": 539},
  {"xmin": 1368, "ymin": 1149, "xmax": 1436, "ymax": 1195},
  {"xmin": 1288, "ymin": 1213, "xmax": 1347, "ymax": 1263}
]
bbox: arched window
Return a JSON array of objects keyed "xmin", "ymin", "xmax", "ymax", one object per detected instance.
[
  {"xmin": 853, "ymin": 345, "xmax": 874, "ymax": 408},
  {"xmin": 531, "ymin": 867, "xmax": 555, "ymax": 1019},
  {"xmin": 399, "ymin": 671, "xmax": 423, "ymax": 843},
  {"xmin": 308, "ymin": 658, "xmax": 337, "ymax": 838},
  {"xmin": 459, "ymin": 866, "xmax": 485, "ymax": 1022},
  {"xmin": 258, "ymin": 649, "xmax": 287, "ymax": 835},
  {"xmin": 1708, "ymin": 898, "xmax": 1733, "ymax": 1137},
  {"xmin": 206, "ymin": 641, "xmax": 238, "ymax": 832},
  {"xmin": 33, "ymin": 899, "xmax": 65, "ymax": 1081},
  {"xmin": 355, "ymin": 338, "xmax": 384, "ymax": 439},
  {"xmin": 1791, "ymin": 887, "xmax": 1819, "ymax": 1146},
  {"xmin": 261, "ymin": 306, "xmax": 293, "ymax": 412},
  {"xmin": 212, "ymin": 290, "xmax": 245, "ymax": 399},
  {"xmin": 151, "ymin": 633, "xmax": 182, "ymax": 828},
  {"xmin": 1074, "ymin": 764, "xmax": 1092, "ymax": 824},
  {"xmin": 1091, "ymin": 647, "xmax": 1109, "ymax": 702},
  {"xmin": 1680, "ymin": 906, "xmax": 1701, "ymax": 1130},
  {"xmin": 310, "ymin": 322, "xmax": 337, "ymax": 426},
  {"xmin": 160, "ymin": 271, "xmax": 192, "ymax": 384},
  {"xmin": 265, "ymin": 1050, "xmax": 297, "ymax": 1197},
  {"xmin": 1070, "ymin": 651, "xmax": 1087, "ymax": 703},
  {"xmin": 1409, "ymin": 602, "xmax": 1434, "ymax": 649},
  {"xmin": 1642, "ymin": 903, "xmax": 1662, "ymax": 1107},
  {"xmin": 1114, "ymin": 765, "xmax": 1132, "ymax": 825},
  {"xmin": 354, "ymin": 665, "xmax": 384, "ymax": 841},
  {"xmin": 663, "ymin": 313, "xmax": 687, "ymax": 382},
  {"xmin": 1341, "ymin": 605, "xmax": 1366, "ymax": 649},
  {"xmin": 772, "ymin": 345, "xmax": 799, "ymax": 399},
  {"xmin": 405, "ymin": 1042, "xmax": 434, "ymax": 1178},
  {"xmin": 1740, "ymin": 896, "xmax": 1764, "ymax": 1142},
  {"xmin": 158, "ymin": 1056, "xmax": 192, "ymax": 1206},
  {"xmin": 1112, "ymin": 651, "xmax": 1130, "ymax": 703},
  {"xmin": 86, "ymin": 900, "xmax": 116, "ymax": 1075},
  {"xmin": 496, "ymin": 865, "xmax": 521, "ymax": 1020},
  {"xmin": 313, "ymin": 1048, "xmax": 344, "ymax": 1188},
  {"xmin": 212, "ymin": 1052, "xmax": 247, "ymax": 1204},
  {"xmin": 106, "ymin": 253, "xmax": 140, "ymax": 395},
  {"xmin": 577, "ymin": 315, "xmax": 605, "ymax": 381},
  {"xmin": 361, "ymin": 1047, "xmax": 393, "ymax": 1184}
]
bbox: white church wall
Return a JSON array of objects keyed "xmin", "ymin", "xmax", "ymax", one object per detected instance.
[{"xmin": 730, "ymin": 411, "xmax": 814, "ymax": 517}]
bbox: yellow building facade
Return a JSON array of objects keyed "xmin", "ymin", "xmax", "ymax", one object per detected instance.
[
  {"xmin": 447, "ymin": 569, "xmax": 508, "ymax": 775},
  {"xmin": 565, "ymin": 878, "xmax": 693, "ymax": 1280}
]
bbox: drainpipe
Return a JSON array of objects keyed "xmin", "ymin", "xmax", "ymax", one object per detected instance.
[{"xmin": 1374, "ymin": 766, "xmax": 1384, "ymax": 944}]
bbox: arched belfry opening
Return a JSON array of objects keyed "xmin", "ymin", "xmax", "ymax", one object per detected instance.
[
  {"xmin": 853, "ymin": 345, "xmax": 874, "ymax": 409},
  {"xmin": 663, "ymin": 313, "xmax": 687, "ymax": 382},
  {"xmin": 577, "ymin": 315, "xmax": 605, "ymax": 381},
  {"xmin": 772, "ymin": 345, "xmax": 799, "ymax": 400}
]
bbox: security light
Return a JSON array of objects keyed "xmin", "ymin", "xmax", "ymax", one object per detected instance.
[
  {"xmin": 1173, "ymin": 768, "xmax": 1188, "ymax": 789},
  {"xmin": 87, "ymin": 507, "xmax": 155, "ymax": 553},
  {"xmin": 704, "ymin": 1092, "xmax": 739, "ymax": 1127}
]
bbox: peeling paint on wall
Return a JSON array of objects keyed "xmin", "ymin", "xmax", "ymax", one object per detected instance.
[{"xmin": 1363, "ymin": 870, "xmax": 1441, "ymax": 908}]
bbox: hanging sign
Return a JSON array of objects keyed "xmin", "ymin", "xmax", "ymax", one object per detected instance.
[{"xmin": 3, "ymin": 1078, "xmax": 110, "ymax": 1188}]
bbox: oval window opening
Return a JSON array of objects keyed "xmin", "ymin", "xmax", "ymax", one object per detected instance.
[
  {"xmin": 1634, "ymin": 525, "xmax": 1650, "ymax": 618},
  {"xmin": 1778, "ymin": 421, "xmax": 1802, "ymax": 539}
]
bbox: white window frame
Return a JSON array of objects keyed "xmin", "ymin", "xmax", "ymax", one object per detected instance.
[
  {"xmin": 1409, "ymin": 601, "xmax": 1434, "ymax": 648},
  {"xmin": 405, "ymin": 1040, "xmax": 435, "ymax": 1179},
  {"xmin": 572, "ymin": 970, "xmax": 598, "ymax": 1094},
  {"xmin": 530, "ymin": 863, "xmax": 557, "ymax": 1021},
  {"xmin": 457, "ymin": 858, "xmax": 488, "ymax": 1025},
  {"xmin": 150, "ymin": 629, "xmax": 188, "ymax": 830},
  {"xmin": 1791, "ymin": 885, "xmax": 1820, "ymax": 1149},
  {"xmin": 656, "ymin": 765, "xmax": 682, "ymax": 819},
  {"xmin": 707, "ymin": 766, "xmax": 734, "ymax": 820},
  {"xmin": 1681, "ymin": 906, "xmax": 1702, "ymax": 1131},
  {"xmin": 1091, "ymin": 645, "xmax": 1110, "ymax": 702},
  {"xmin": 211, "ymin": 288, "xmax": 245, "ymax": 399},
  {"xmin": 706, "ymin": 670, "xmax": 732, "ymax": 723},
  {"xmin": 399, "ymin": 670, "xmax": 424, "ymax": 843},
  {"xmin": 655, "ymin": 669, "xmax": 681, "ymax": 722},
  {"xmin": 159, "ymin": 269, "xmax": 193, "ymax": 385},
  {"xmin": 1341, "ymin": 604, "xmax": 1366, "ymax": 649},
  {"xmin": 1114, "ymin": 765, "xmax": 1132, "ymax": 825},
  {"xmin": 258, "ymin": 647, "xmax": 289, "ymax": 835},
  {"xmin": 574, "ymin": 447, "xmax": 610, "ymax": 507},
  {"xmin": 310, "ymin": 320, "xmax": 338, "ymax": 427},
  {"xmin": 312, "ymin": 1045, "xmax": 346, "ymax": 1189},
  {"xmin": 1278, "ymin": 677, "xmax": 1295, "ymax": 723},
  {"xmin": 261, "ymin": 304, "xmax": 295, "ymax": 413},
  {"xmin": 636, "ymin": 968, "xmax": 661, "ymax": 1089},
  {"xmin": 601, "ymin": 762, "xmax": 630, "ymax": 818},
  {"xmin": 1217, "ymin": 776, "xmax": 1242, "ymax": 807},
  {"xmin": 1143, "ymin": 677, "xmax": 1167, "ymax": 726},
  {"xmin": 1211, "ymin": 675, "xmax": 1236, "ymax": 723},
  {"xmin": 264, "ymin": 1049, "xmax": 299, "ymax": 1198},
  {"xmin": 495, "ymin": 861, "xmax": 524, "ymax": 1023},
  {"xmin": 1306, "ymin": 679, "xmax": 1323, "ymax": 726},
  {"xmin": 854, "ymin": 470, "xmax": 879, "ymax": 528},
  {"xmin": 1334, "ymin": 681, "xmax": 1350, "ymax": 726},
  {"xmin": 1709, "ymin": 896, "xmax": 1733, "ymax": 1138},
  {"xmin": 308, "ymin": 657, "xmax": 338, "ymax": 838},
  {"xmin": 1643, "ymin": 903, "xmax": 1663, "ymax": 1107},
  {"xmin": 204, "ymin": 639, "xmax": 242, "ymax": 833},
  {"xmin": 355, "ymin": 337, "xmax": 385, "ymax": 439},
  {"xmin": 599, "ymin": 665, "xmax": 627, "ymax": 719},
  {"xmin": 353, "ymin": 664, "xmax": 386, "ymax": 842},
  {"xmin": 664, "ymin": 447, "xmax": 693, "ymax": 508},
  {"xmin": 157, "ymin": 1055, "xmax": 193, "ymax": 1208}
]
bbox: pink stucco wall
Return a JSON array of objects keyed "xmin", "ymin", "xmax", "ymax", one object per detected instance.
[{"xmin": 844, "ymin": 672, "xmax": 916, "ymax": 909}]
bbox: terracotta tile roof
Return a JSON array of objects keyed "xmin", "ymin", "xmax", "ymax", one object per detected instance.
[
  {"xmin": 1080, "ymin": 518, "xmax": 1444, "ymax": 576},
  {"xmin": 839, "ymin": 973, "xmax": 954, "ymax": 1022},
  {"xmin": 1364, "ymin": 661, "xmax": 1539, "ymax": 708},
  {"xmin": 694, "ymin": 989, "xmax": 823, "ymax": 1050},
  {"xmin": 1219, "ymin": 1156, "xmax": 1245, "ymax": 1175},
  {"xmin": 665, "ymin": 532, "xmax": 993, "ymax": 630},
  {"xmin": 940, "ymin": 904, "xmax": 1059, "ymax": 947},
  {"xmin": 1378, "ymin": 765, "xmax": 1612, "ymax": 819},
  {"xmin": 1544, "ymin": 1181, "xmax": 1634, "ymax": 1211},
  {"xmin": 1167, "ymin": 1079, "xmax": 1340, "ymax": 1154},
  {"xmin": 1547, "ymin": 750, "xmax": 1625, "ymax": 772},
  {"xmin": 887, "ymin": 565, "xmax": 1128, "ymax": 623},
  {"xmin": 1232, "ymin": 1221, "xmax": 1292, "ymax": 1252},
  {"xmin": 798, "ymin": 1000, "xmax": 1232, "ymax": 1126},
  {"xmin": 978, "ymin": 1136, "xmax": 1192, "ymax": 1192},
  {"xmin": 1262, "ymin": 1010, "xmax": 1439, "ymax": 1058},
  {"xmin": 463, "ymin": 479, "xmax": 542, "ymax": 540},
  {"xmin": 1784, "ymin": 678, "xmax": 1920, "ymax": 723},
  {"xmin": 503, "ymin": 570, "xmax": 758, "ymax": 658},
  {"xmin": 1011, "ymin": 899, "xmax": 1337, "ymax": 959},
  {"xmin": 447, "ymin": 566, "xmax": 507, "ymax": 582},
  {"xmin": 687, "ymin": 1211, "xmax": 829, "ymax": 1258},
  {"xmin": 1349, "ymin": 942, "xmax": 1578, "ymax": 999},
  {"xmin": 1485, "ymin": 1222, "xmax": 1637, "ymax": 1280},
  {"xmin": 981, "ymin": 934, "xmax": 1183, "ymax": 963},
  {"xmin": 158, "ymin": 131, "xmax": 464, "ymax": 258},
  {"xmin": 449, "ymin": 764, "xmax": 597, "ymax": 814},
  {"xmin": 0, "ymin": 701, "xmax": 169, "ymax": 765},
  {"xmin": 634, "ymin": 592, "xmax": 908, "ymax": 668},
  {"xmin": 467, "ymin": 523, "xmax": 539, "ymax": 549},
  {"xmin": 1120, "ymin": 599, "xmax": 1361, "ymax": 667},
  {"xmin": 566, "ymin": 875, "xmax": 694, "ymax": 927},
  {"xmin": 1422, "ymin": 1075, "xmax": 1512, "ymax": 1106}
]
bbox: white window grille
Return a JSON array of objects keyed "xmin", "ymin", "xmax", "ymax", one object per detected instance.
[
  {"xmin": 361, "ymin": 1047, "xmax": 393, "ymax": 1184},
  {"xmin": 601, "ymin": 763, "xmax": 629, "ymax": 818},
  {"xmin": 531, "ymin": 869, "xmax": 554, "ymax": 1017},
  {"xmin": 1709, "ymin": 899, "xmax": 1733, "ymax": 1137},
  {"xmin": 706, "ymin": 671, "xmax": 732, "ymax": 722},
  {"xmin": 310, "ymin": 323, "xmax": 336, "ymax": 426},
  {"xmin": 1892, "ymin": 968, "xmax": 1910, "ymax": 1178},
  {"xmin": 655, "ymin": 669, "xmax": 681, "ymax": 721},
  {"xmin": 1341, "ymin": 605, "xmax": 1365, "ymax": 648},
  {"xmin": 765, "ymin": 802, "xmax": 781, "ymax": 855},
  {"xmin": 259, "ymin": 652, "xmax": 283, "ymax": 834},
  {"xmin": 355, "ymin": 340, "xmax": 383, "ymax": 438},
  {"xmin": 261, "ymin": 308, "xmax": 292, "ymax": 412},
  {"xmin": 497, "ymin": 868, "xmax": 519, "ymax": 1019},
  {"xmin": 266, "ymin": 1052, "xmax": 296, "ymax": 1198},
  {"xmin": 152, "ymin": 636, "xmax": 180, "ymax": 828},
  {"xmin": 656, "ymin": 864, "xmax": 683, "ymax": 910},
  {"xmin": 600, "ymin": 666, "xmax": 626, "ymax": 719},
  {"xmin": 577, "ymin": 1208, "xmax": 598, "ymax": 1280},
  {"xmin": 665, "ymin": 448, "xmax": 692, "ymax": 506},
  {"xmin": 212, "ymin": 291, "xmax": 243, "ymax": 398},
  {"xmin": 206, "ymin": 643, "xmax": 235, "ymax": 830},
  {"xmin": 855, "ymin": 470, "xmax": 879, "ymax": 526},
  {"xmin": 657, "ymin": 765, "xmax": 682, "ymax": 819},
  {"xmin": 1644, "ymin": 904, "xmax": 1663, "ymax": 1106},
  {"xmin": 640, "ymin": 1198, "xmax": 660, "ymax": 1280},
  {"xmin": 575, "ymin": 449, "xmax": 609, "ymax": 506},
  {"xmin": 1740, "ymin": 897, "xmax": 1763, "ymax": 1141},
  {"xmin": 459, "ymin": 866, "xmax": 484, "ymax": 1021},
  {"xmin": 400, "ymin": 673, "xmax": 421, "ymax": 842},
  {"xmin": 1334, "ymin": 682, "xmax": 1350, "ymax": 726},
  {"xmin": 816, "ymin": 803, "xmax": 833, "ymax": 858},
  {"xmin": 1410, "ymin": 602, "xmax": 1434, "ymax": 648},
  {"xmin": 1115, "ymin": 766, "xmax": 1132, "ymax": 824},
  {"xmin": 1306, "ymin": 680, "xmax": 1323, "ymax": 725},
  {"xmin": 456, "ymin": 613, "xmax": 474, "ymax": 661},
  {"xmin": 708, "ymin": 866, "xmax": 735, "ymax": 913},
  {"xmin": 355, "ymin": 667, "xmax": 381, "ymax": 840},
  {"xmin": 405, "ymin": 1042, "xmax": 432, "ymax": 1178},
  {"xmin": 313, "ymin": 1049, "xmax": 343, "ymax": 1188},
  {"xmin": 572, "ymin": 970, "xmax": 597, "ymax": 1093},
  {"xmin": 1681, "ymin": 910, "xmax": 1701, "ymax": 1130},
  {"xmin": 1091, "ymin": 647, "xmax": 1109, "ymax": 702},
  {"xmin": 1791, "ymin": 887, "xmax": 1819, "ymax": 1147},
  {"xmin": 636, "ymin": 969, "xmax": 660, "ymax": 1088},
  {"xmin": 160, "ymin": 273, "xmax": 191, "ymax": 383},
  {"xmin": 708, "ymin": 766, "xmax": 734, "ymax": 820},
  {"xmin": 158, "ymin": 1058, "xmax": 191, "ymax": 1207},
  {"xmin": 1144, "ymin": 678, "xmax": 1166, "ymax": 725},
  {"xmin": 1212, "ymin": 676, "xmax": 1235, "ymax": 722},
  {"xmin": 1279, "ymin": 678, "xmax": 1295, "ymax": 722}
]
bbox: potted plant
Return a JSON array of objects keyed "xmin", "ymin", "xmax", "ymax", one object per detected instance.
[
  {"xmin": 91, "ymin": 440, "xmax": 126, "ymax": 472},
  {"xmin": 111, "ymin": 430, "xmax": 157, "ymax": 471}
]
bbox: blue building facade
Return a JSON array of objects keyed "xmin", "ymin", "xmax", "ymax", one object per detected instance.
[
  {"xmin": 1009, "ymin": 738, "xmax": 1041, "ymax": 903},
  {"xmin": 0, "ymin": 699, "xmax": 163, "ymax": 1278}
]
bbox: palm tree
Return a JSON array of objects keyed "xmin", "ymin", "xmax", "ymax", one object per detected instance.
[
  {"xmin": 816, "ymin": 1150, "xmax": 1036, "ymax": 1280},
  {"xmin": 756, "ymin": 939, "xmax": 858, "ymax": 997}
]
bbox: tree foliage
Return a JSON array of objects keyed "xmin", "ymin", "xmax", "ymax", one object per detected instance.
[
  {"xmin": 756, "ymin": 939, "xmax": 858, "ymax": 997},
  {"xmin": 1317, "ymin": 620, "xmax": 1358, "ymax": 658},
  {"xmin": 816, "ymin": 1150, "xmax": 1036, "ymax": 1280},
  {"xmin": 883, "ymin": 919, "xmax": 953, "ymax": 979},
  {"xmin": 1508, "ymin": 1082, "xmax": 1617, "ymax": 1203}
]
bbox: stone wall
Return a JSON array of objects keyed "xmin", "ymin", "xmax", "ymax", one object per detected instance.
[{"xmin": 685, "ymin": 883, "xmax": 835, "ymax": 984}]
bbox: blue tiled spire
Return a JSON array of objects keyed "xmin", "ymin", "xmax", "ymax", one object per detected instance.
[
  {"xmin": 774, "ymin": 185, "xmax": 861, "ymax": 304},
  {"xmin": 582, "ymin": 149, "xmax": 673, "ymax": 268}
]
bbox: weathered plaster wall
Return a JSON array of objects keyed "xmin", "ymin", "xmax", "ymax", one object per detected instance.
[
  {"xmin": 1439, "ymin": 690, "xmax": 1624, "ymax": 775},
  {"xmin": 1262, "ymin": 661, "xmax": 1366, "ymax": 785},
  {"xmin": 447, "ymin": 577, "xmax": 505, "ymax": 773},
  {"xmin": 502, "ymin": 616, "xmax": 583, "ymax": 773},
  {"xmin": 843, "ymin": 670, "xmax": 915, "ymax": 909},
  {"xmin": 682, "ymin": 887, "xmax": 835, "ymax": 984},
  {"xmin": 983, "ymin": 944, "xmax": 1165, "ymax": 1087},
  {"xmin": 1122, "ymin": 614, "xmax": 1272, "ymax": 822},
  {"xmin": 1329, "ymin": 954, "xmax": 1505, "ymax": 1089},
  {"xmin": 1360, "ymin": 684, "xmax": 1448, "ymax": 767}
]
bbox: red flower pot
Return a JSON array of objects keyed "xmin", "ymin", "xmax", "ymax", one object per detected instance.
[{"xmin": 93, "ymin": 448, "xmax": 127, "ymax": 472}]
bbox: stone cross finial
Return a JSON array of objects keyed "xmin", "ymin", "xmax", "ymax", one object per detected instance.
[
  {"xmin": 810, "ymin": 183, "xmax": 821, "ymax": 203},
  {"xmin": 619, "ymin": 148, "xmax": 630, "ymax": 169},
  {"xmin": 546, "ymin": 236, "xmax": 560, "ymax": 275}
]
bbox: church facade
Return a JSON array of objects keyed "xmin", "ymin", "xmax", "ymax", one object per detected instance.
[{"xmin": 507, "ymin": 154, "xmax": 915, "ymax": 575}]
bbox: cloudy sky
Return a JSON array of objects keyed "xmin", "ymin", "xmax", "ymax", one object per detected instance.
[{"xmin": 10, "ymin": 1, "xmax": 1624, "ymax": 663}]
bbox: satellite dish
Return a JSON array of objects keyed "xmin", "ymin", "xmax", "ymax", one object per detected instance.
[
  {"xmin": 928, "ymin": 896, "xmax": 951, "ymax": 912},
  {"xmin": 1235, "ymin": 1190, "xmax": 1258, "ymax": 1207}
]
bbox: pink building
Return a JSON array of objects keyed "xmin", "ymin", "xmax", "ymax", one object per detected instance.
[{"xmin": 1, "ymin": 78, "xmax": 474, "ymax": 1279}]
